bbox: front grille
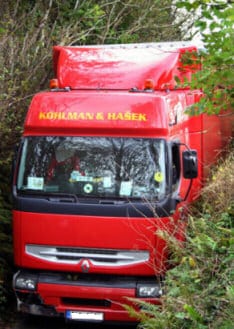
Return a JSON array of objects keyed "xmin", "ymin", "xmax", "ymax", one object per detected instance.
[
  {"xmin": 56, "ymin": 247, "xmax": 117, "ymax": 262},
  {"xmin": 26, "ymin": 244, "xmax": 149, "ymax": 267}
]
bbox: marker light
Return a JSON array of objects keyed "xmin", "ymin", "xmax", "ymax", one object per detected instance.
[
  {"xmin": 50, "ymin": 78, "xmax": 59, "ymax": 89},
  {"xmin": 144, "ymin": 79, "xmax": 155, "ymax": 90},
  {"xmin": 137, "ymin": 284, "xmax": 163, "ymax": 298},
  {"xmin": 14, "ymin": 272, "xmax": 38, "ymax": 291},
  {"xmin": 15, "ymin": 278, "xmax": 37, "ymax": 290}
]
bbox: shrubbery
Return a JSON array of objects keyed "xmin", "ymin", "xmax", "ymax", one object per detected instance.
[
  {"xmin": 0, "ymin": 169, "xmax": 13, "ymax": 317},
  {"xmin": 130, "ymin": 148, "xmax": 234, "ymax": 329}
]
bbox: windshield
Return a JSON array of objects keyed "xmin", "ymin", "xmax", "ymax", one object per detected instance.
[{"xmin": 17, "ymin": 137, "xmax": 166, "ymax": 200}]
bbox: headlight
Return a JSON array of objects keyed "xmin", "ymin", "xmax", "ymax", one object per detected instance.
[
  {"xmin": 13, "ymin": 272, "xmax": 38, "ymax": 291},
  {"xmin": 137, "ymin": 284, "xmax": 163, "ymax": 298}
]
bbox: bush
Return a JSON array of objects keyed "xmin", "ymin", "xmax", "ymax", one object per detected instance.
[
  {"xmin": 132, "ymin": 148, "xmax": 234, "ymax": 329},
  {"xmin": 0, "ymin": 179, "xmax": 13, "ymax": 319}
]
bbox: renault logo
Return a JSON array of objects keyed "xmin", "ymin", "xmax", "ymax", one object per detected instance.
[{"xmin": 80, "ymin": 259, "xmax": 90, "ymax": 273}]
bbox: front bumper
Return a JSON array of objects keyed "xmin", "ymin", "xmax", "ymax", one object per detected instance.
[{"xmin": 13, "ymin": 270, "xmax": 163, "ymax": 323}]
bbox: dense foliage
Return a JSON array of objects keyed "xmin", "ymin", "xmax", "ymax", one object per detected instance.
[
  {"xmin": 177, "ymin": 0, "xmax": 234, "ymax": 115},
  {"xmin": 0, "ymin": 0, "xmax": 182, "ymax": 316},
  {"xmin": 128, "ymin": 147, "xmax": 234, "ymax": 329}
]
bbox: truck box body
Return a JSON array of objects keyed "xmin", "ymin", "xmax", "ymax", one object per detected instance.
[{"xmin": 12, "ymin": 43, "xmax": 232, "ymax": 323}]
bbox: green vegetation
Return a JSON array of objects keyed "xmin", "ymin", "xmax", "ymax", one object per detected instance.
[
  {"xmin": 0, "ymin": 168, "xmax": 12, "ymax": 316},
  {"xmin": 128, "ymin": 147, "xmax": 234, "ymax": 329},
  {"xmin": 177, "ymin": 0, "xmax": 234, "ymax": 114}
]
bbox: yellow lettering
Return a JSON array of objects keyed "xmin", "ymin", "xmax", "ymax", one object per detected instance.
[
  {"xmin": 133, "ymin": 113, "xmax": 141, "ymax": 121},
  {"xmin": 116, "ymin": 113, "xmax": 124, "ymax": 120},
  {"xmin": 130, "ymin": 113, "xmax": 146, "ymax": 121},
  {"xmin": 57, "ymin": 112, "xmax": 66, "ymax": 120},
  {"xmin": 96, "ymin": 112, "xmax": 104, "ymax": 120},
  {"xmin": 123, "ymin": 112, "xmax": 132, "ymax": 120},
  {"xmin": 38, "ymin": 110, "xmax": 147, "ymax": 122},
  {"xmin": 76, "ymin": 113, "xmax": 85, "ymax": 120},
  {"xmin": 39, "ymin": 112, "xmax": 46, "ymax": 120},
  {"xmin": 46, "ymin": 112, "xmax": 55, "ymax": 120},
  {"xmin": 107, "ymin": 112, "xmax": 147, "ymax": 121},
  {"xmin": 107, "ymin": 113, "xmax": 116, "ymax": 120},
  {"xmin": 86, "ymin": 112, "xmax": 95, "ymax": 120},
  {"xmin": 139, "ymin": 113, "xmax": 147, "ymax": 121},
  {"xmin": 67, "ymin": 112, "xmax": 77, "ymax": 120}
]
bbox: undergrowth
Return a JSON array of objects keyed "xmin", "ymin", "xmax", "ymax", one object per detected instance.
[
  {"xmin": 128, "ymin": 147, "xmax": 234, "ymax": 329},
  {"xmin": 0, "ymin": 166, "xmax": 14, "ymax": 320}
]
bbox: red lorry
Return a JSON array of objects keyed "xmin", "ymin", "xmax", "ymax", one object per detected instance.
[{"xmin": 12, "ymin": 42, "xmax": 231, "ymax": 323}]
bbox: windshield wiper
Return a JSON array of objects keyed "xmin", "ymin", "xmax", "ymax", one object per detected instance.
[
  {"xmin": 48, "ymin": 194, "xmax": 78, "ymax": 203},
  {"xmin": 19, "ymin": 190, "xmax": 78, "ymax": 203},
  {"xmin": 99, "ymin": 199, "xmax": 129, "ymax": 205}
]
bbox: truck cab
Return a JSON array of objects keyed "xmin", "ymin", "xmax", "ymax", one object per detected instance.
[{"xmin": 12, "ymin": 43, "xmax": 231, "ymax": 323}]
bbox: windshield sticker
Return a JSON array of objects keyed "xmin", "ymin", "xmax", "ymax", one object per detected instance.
[
  {"xmin": 154, "ymin": 172, "xmax": 164, "ymax": 182},
  {"xmin": 103, "ymin": 176, "xmax": 112, "ymax": 188},
  {"xmin": 119, "ymin": 181, "xmax": 133, "ymax": 196},
  {"xmin": 70, "ymin": 171, "xmax": 93, "ymax": 182},
  {"xmin": 27, "ymin": 177, "xmax": 44, "ymax": 190},
  {"xmin": 83, "ymin": 183, "xmax": 93, "ymax": 194}
]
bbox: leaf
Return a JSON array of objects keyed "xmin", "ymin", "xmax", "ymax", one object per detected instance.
[
  {"xmin": 183, "ymin": 304, "xmax": 204, "ymax": 323},
  {"xmin": 195, "ymin": 20, "xmax": 207, "ymax": 31},
  {"xmin": 175, "ymin": 312, "xmax": 186, "ymax": 319}
]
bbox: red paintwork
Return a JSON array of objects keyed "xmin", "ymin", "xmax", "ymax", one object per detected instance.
[
  {"xmin": 13, "ymin": 43, "xmax": 232, "ymax": 322},
  {"xmin": 38, "ymin": 283, "xmax": 160, "ymax": 322},
  {"xmin": 53, "ymin": 43, "xmax": 199, "ymax": 90},
  {"xmin": 13, "ymin": 210, "xmax": 178, "ymax": 275},
  {"xmin": 24, "ymin": 91, "xmax": 168, "ymax": 137}
]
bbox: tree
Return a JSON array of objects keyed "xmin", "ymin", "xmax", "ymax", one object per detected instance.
[
  {"xmin": 0, "ymin": 0, "xmax": 182, "ymax": 167},
  {"xmin": 177, "ymin": 0, "xmax": 234, "ymax": 115}
]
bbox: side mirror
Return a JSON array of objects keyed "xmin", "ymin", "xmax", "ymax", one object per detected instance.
[{"xmin": 182, "ymin": 150, "xmax": 198, "ymax": 179}]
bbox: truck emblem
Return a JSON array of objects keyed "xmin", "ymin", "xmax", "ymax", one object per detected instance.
[{"xmin": 81, "ymin": 259, "xmax": 90, "ymax": 273}]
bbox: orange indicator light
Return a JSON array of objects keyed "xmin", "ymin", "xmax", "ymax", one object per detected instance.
[
  {"xmin": 50, "ymin": 79, "xmax": 59, "ymax": 89},
  {"xmin": 144, "ymin": 79, "xmax": 155, "ymax": 90}
]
